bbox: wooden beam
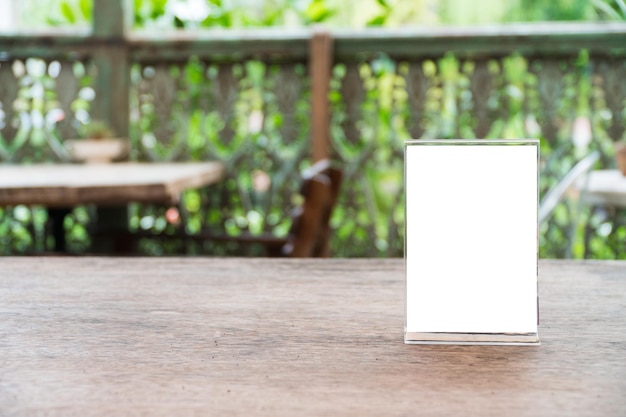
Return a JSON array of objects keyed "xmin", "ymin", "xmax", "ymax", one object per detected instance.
[
  {"xmin": 309, "ymin": 30, "xmax": 333, "ymax": 163},
  {"xmin": 127, "ymin": 22, "xmax": 626, "ymax": 61},
  {"xmin": 90, "ymin": 0, "xmax": 132, "ymax": 253},
  {"xmin": 3, "ymin": 22, "xmax": 626, "ymax": 62},
  {"xmin": 330, "ymin": 22, "xmax": 626, "ymax": 59},
  {"xmin": 91, "ymin": 0, "xmax": 130, "ymax": 139},
  {"xmin": 128, "ymin": 29, "xmax": 311, "ymax": 61},
  {"xmin": 93, "ymin": 0, "xmax": 132, "ymax": 38}
]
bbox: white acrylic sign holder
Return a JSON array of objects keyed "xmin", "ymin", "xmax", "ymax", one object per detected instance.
[{"xmin": 404, "ymin": 139, "xmax": 540, "ymax": 345}]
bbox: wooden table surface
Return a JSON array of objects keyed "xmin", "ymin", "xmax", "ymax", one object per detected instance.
[
  {"xmin": 0, "ymin": 162, "xmax": 225, "ymax": 207},
  {"xmin": 1, "ymin": 258, "xmax": 625, "ymax": 417}
]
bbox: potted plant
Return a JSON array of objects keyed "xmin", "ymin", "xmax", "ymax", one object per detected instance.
[
  {"xmin": 615, "ymin": 141, "xmax": 626, "ymax": 176},
  {"xmin": 65, "ymin": 120, "xmax": 129, "ymax": 163}
]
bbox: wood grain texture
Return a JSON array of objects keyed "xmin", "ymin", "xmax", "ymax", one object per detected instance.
[
  {"xmin": 0, "ymin": 258, "xmax": 625, "ymax": 417},
  {"xmin": 0, "ymin": 162, "xmax": 224, "ymax": 207}
]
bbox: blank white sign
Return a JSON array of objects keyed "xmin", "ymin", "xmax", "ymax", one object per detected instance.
[{"xmin": 405, "ymin": 140, "xmax": 538, "ymax": 341}]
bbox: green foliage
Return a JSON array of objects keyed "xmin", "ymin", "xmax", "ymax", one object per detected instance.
[
  {"xmin": 505, "ymin": 0, "xmax": 596, "ymax": 21},
  {"xmin": 134, "ymin": 0, "xmax": 169, "ymax": 27},
  {"xmin": 77, "ymin": 120, "xmax": 115, "ymax": 139},
  {"xmin": 16, "ymin": 0, "xmax": 626, "ymax": 31},
  {"xmin": 592, "ymin": 0, "xmax": 626, "ymax": 20},
  {"xmin": 46, "ymin": 0, "xmax": 91, "ymax": 26},
  {"xmin": 17, "ymin": 0, "xmax": 626, "ymax": 32},
  {"xmin": 366, "ymin": 0, "xmax": 392, "ymax": 26},
  {"xmin": 42, "ymin": 0, "xmax": 337, "ymax": 29},
  {"xmin": 139, "ymin": 0, "xmax": 337, "ymax": 29},
  {"xmin": 4, "ymin": 0, "xmax": 626, "ymax": 258},
  {"xmin": 305, "ymin": 0, "xmax": 335, "ymax": 24}
]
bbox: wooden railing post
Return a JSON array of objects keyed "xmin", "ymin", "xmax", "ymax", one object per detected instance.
[
  {"xmin": 309, "ymin": 30, "xmax": 333, "ymax": 163},
  {"xmin": 91, "ymin": 0, "xmax": 132, "ymax": 253},
  {"xmin": 91, "ymin": 0, "xmax": 131, "ymax": 138}
]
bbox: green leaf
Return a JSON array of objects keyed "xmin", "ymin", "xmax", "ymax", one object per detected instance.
[
  {"xmin": 376, "ymin": 0, "xmax": 391, "ymax": 9},
  {"xmin": 366, "ymin": 14, "xmax": 387, "ymax": 26},
  {"xmin": 46, "ymin": 16, "xmax": 65, "ymax": 26},
  {"xmin": 305, "ymin": 0, "xmax": 335, "ymax": 23},
  {"xmin": 60, "ymin": 1, "xmax": 76, "ymax": 24},
  {"xmin": 78, "ymin": 0, "xmax": 91, "ymax": 20},
  {"xmin": 173, "ymin": 16, "xmax": 185, "ymax": 28},
  {"xmin": 151, "ymin": 0, "xmax": 169, "ymax": 18}
]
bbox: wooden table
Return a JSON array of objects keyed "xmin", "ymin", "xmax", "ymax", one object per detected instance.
[
  {"xmin": 0, "ymin": 162, "xmax": 225, "ymax": 207},
  {"xmin": 0, "ymin": 162, "xmax": 224, "ymax": 252},
  {"xmin": 1, "ymin": 258, "xmax": 624, "ymax": 417},
  {"xmin": 583, "ymin": 169, "xmax": 626, "ymax": 208}
]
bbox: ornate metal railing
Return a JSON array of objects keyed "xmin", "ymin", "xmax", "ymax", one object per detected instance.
[{"xmin": 1, "ymin": 18, "xmax": 626, "ymax": 258}]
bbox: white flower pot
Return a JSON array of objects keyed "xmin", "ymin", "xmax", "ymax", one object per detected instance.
[{"xmin": 65, "ymin": 138, "xmax": 129, "ymax": 163}]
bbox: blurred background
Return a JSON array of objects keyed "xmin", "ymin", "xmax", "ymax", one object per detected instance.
[
  {"xmin": 0, "ymin": 0, "xmax": 621, "ymax": 30},
  {"xmin": 0, "ymin": 0, "xmax": 625, "ymax": 258}
]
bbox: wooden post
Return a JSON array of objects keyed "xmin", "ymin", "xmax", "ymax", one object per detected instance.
[
  {"xmin": 91, "ymin": 0, "xmax": 132, "ymax": 253},
  {"xmin": 309, "ymin": 30, "xmax": 333, "ymax": 163},
  {"xmin": 91, "ymin": 0, "xmax": 131, "ymax": 138}
]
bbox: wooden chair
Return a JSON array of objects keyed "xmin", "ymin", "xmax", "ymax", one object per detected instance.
[
  {"xmin": 282, "ymin": 159, "xmax": 343, "ymax": 257},
  {"xmin": 200, "ymin": 159, "xmax": 342, "ymax": 257}
]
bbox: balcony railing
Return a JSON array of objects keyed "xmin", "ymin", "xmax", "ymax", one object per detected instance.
[{"xmin": 1, "ymin": 8, "xmax": 626, "ymax": 257}]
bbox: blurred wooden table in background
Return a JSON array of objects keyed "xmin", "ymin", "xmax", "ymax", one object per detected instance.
[
  {"xmin": 0, "ymin": 162, "xmax": 224, "ymax": 207},
  {"xmin": 0, "ymin": 162, "xmax": 224, "ymax": 252}
]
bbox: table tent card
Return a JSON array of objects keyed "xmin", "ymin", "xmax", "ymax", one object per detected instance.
[{"xmin": 405, "ymin": 139, "xmax": 540, "ymax": 345}]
